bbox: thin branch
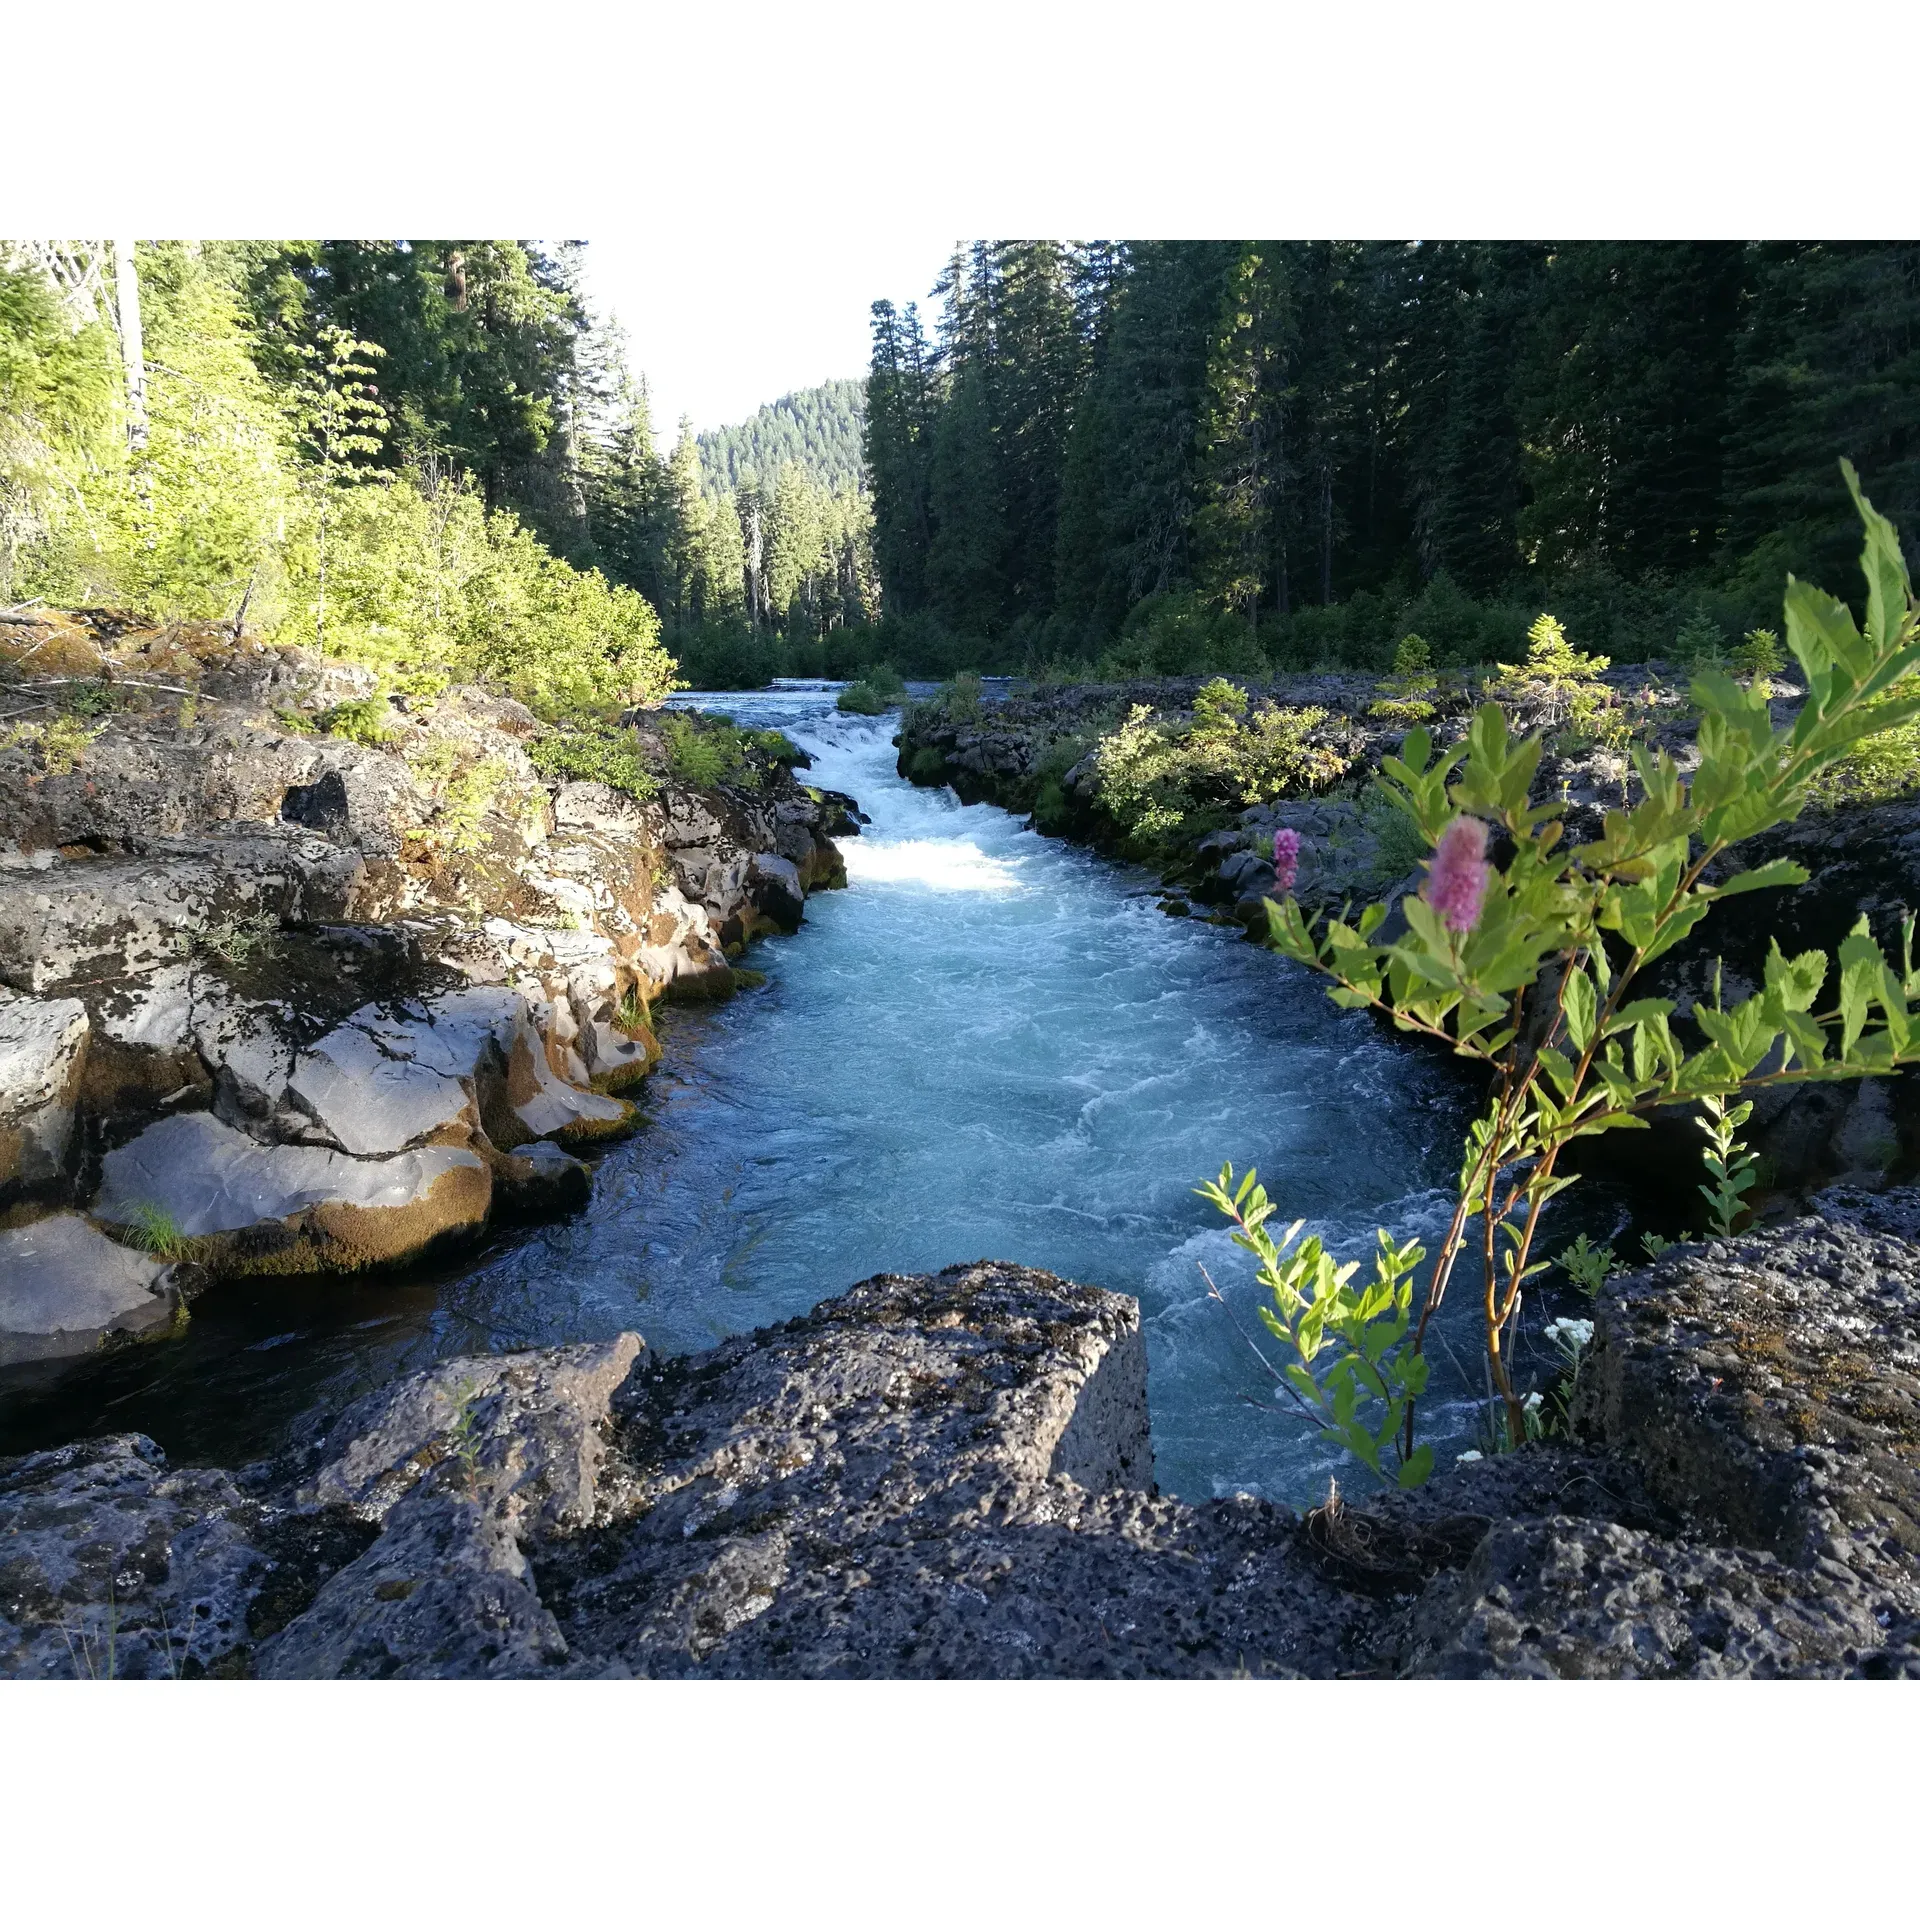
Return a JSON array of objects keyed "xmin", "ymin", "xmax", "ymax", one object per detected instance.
[{"xmin": 1197, "ymin": 1260, "xmax": 1323, "ymax": 1425}]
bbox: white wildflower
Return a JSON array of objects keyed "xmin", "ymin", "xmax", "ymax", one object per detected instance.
[
  {"xmin": 1456, "ymin": 1449, "xmax": 1483, "ymax": 1463},
  {"xmin": 1546, "ymin": 1317, "xmax": 1595, "ymax": 1350},
  {"xmin": 1522, "ymin": 1391, "xmax": 1543, "ymax": 1413}
]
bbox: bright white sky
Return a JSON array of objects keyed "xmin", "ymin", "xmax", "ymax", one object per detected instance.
[{"xmin": 578, "ymin": 233, "xmax": 954, "ymax": 445}]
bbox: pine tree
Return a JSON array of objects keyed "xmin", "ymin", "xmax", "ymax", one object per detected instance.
[
  {"xmin": 1725, "ymin": 242, "xmax": 1920, "ymax": 584},
  {"xmin": 926, "ymin": 358, "xmax": 1006, "ymax": 631},
  {"xmin": 666, "ymin": 420, "xmax": 706, "ymax": 622},
  {"xmin": 864, "ymin": 297, "xmax": 938, "ymax": 615},
  {"xmin": 990, "ymin": 241, "xmax": 1082, "ymax": 621},
  {"xmin": 1516, "ymin": 242, "xmax": 1746, "ymax": 575},
  {"xmin": 1192, "ymin": 243, "xmax": 1295, "ymax": 625}
]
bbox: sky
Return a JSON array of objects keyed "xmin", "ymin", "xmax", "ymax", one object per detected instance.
[{"xmin": 578, "ymin": 233, "xmax": 953, "ymax": 445}]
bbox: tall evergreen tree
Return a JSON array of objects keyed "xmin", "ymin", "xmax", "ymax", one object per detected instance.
[
  {"xmin": 864, "ymin": 297, "xmax": 938, "ymax": 614},
  {"xmin": 990, "ymin": 241, "xmax": 1082, "ymax": 621},
  {"xmin": 1725, "ymin": 242, "xmax": 1920, "ymax": 582},
  {"xmin": 1193, "ymin": 243, "xmax": 1295, "ymax": 626},
  {"xmin": 1516, "ymin": 241, "xmax": 1745, "ymax": 575}
]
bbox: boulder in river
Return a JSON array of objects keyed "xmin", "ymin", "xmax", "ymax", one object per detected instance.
[
  {"xmin": 90, "ymin": 1110, "xmax": 491, "ymax": 1274},
  {"xmin": 0, "ymin": 1213, "xmax": 178, "ymax": 1366}
]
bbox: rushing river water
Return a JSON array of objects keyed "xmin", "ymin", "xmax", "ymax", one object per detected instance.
[{"xmin": 0, "ymin": 683, "xmax": 1605, "ymax": 1505}]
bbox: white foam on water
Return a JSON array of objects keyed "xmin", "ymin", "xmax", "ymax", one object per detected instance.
[{"xmin": 839, "ymin": 836, "xmax": 1025, "ymax": 893}]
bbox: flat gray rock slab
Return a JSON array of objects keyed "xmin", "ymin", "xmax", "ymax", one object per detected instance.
[
  {"xmin": 0, "ymin": 1213, "xmax": 174, "ymax": 1362},
  {"xmin": 93, "ymin": 1110, "xmax": 483, "ymax": 1239},
  {"xmin": 291, "ymin": 1022, "xmax": 472, "ymax": 1157},
  {"xmin": 344, "ymin": 986, "xmax": 522, "ymax": 1082},
  {"xmin": 192, "ymin": 988, "xmax": 294, "ymax": 1114}
]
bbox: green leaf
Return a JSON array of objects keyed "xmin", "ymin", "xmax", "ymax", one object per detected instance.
[
  {"xmin": 1844, "ymin": 459, "xmax": 1915, "ymax": 654},
  {"xmin": 1563, "ymin": 966, "xmax": 1596, "ymax": 1054},
  {"xmin": 1709, "ymin": 858, "xmax": 1810, "ymax": 901}
]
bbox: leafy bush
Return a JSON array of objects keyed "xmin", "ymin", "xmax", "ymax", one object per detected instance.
[
  {"xmin": 1096, "ymin": 590, "xmax": 1267, "ymax": 678},
  {"xmin": 671, "ymin": 619, "xmax": 785, "ymax": 691},
  {"xmin": 1089, "ymin": 697, "xmax": 1348, "ymax": 851},
  {"xmin": 660, "ymin": 711, "xmax": 745, "ymax": 789},
  {"xmin": 526, "ymin": 725, "xmax": 658, "ymax": 802},
  {"xmin": 1238, "ymin": 465, "xmax": 1920, "ymax": 1480},
  {"xmin": 836, "ymin": 680, "xmax": 891, "ymax": 715},
  {"xmin": 318, "ymin": 695, "xmax": 393, "ymax": 746},
  {"xmin": 748, "ymin": 728, "xmax": 808, "ymax": 767}
]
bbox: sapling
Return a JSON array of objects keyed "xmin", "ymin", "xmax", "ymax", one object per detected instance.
[
  {"xmin": 1695, "ymin": 1090, "xmax": 1760, "ymax": 1235},
  {"xmin": 1212, "ymin": 464, "xmax": 1920, "ymax": 1469}
]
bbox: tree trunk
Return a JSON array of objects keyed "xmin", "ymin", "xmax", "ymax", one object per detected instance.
[{"xmin": 113, "ymin": 239, "xmax": 147, "ymax": 452}]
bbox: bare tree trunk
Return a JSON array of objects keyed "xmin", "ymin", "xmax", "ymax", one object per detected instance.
[{"xmin": 113, "ymin": 240, "xmax": 147, "ymax": 452}]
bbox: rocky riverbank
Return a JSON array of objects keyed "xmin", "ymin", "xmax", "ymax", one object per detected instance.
[
  {"xmin": 897, "ymin": 670, "xmax": 1920, "ymax": 1213},
  {"xmin": 0, "ymin": 607, "xmax": 858, "ymax": 1366},
  {"xmin": 5, "ymin": 1203, "xmax": 1916, "ymax": 1677}
]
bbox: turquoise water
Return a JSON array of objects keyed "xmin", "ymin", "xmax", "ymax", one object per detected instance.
[{"xmin": 0, "ymin": 684, "xmax": 1559, "ymax": 1505}]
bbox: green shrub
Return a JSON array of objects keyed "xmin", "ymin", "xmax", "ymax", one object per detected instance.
[
  {"xmin": 836, "ymin": 681, "xmax": 890, "ymax": 715},
  {"xmin": 4, "ymin": 712, "xmax": 105, "ymax": 774},
  {"xmin": 748, "ymin": 728, "xmax": 807, "ymax": 766},
  {"xmin": 1089, "ymin": 699, "xmax": 1347, "ymax": 851},
  {"xmin": 1370, "ymin": 632, "xmax": 1441, "ymax": 723},
  {"xmin": 1236, "ymin": 466, "xmax": 1920, "ymax": 1476},
  {"xmin": 527, "ymin": 725, "xmax": 658, "ymax": 802},
  {"xmin": 318, "ymin": 695, "xmax": 393, "ymax": 746},
  {"xmin": 1096, "ymin": 591, "xmax": 1267, "ymax": 678},
  {"xmin": 1733, "ymin": 627, "xmax": 1784, "ymax": 697},
  {"xmin": 1191, "ymin": 677, "xmax": 1250, "ymax": 732},
  {"xmin": 1673, "ymin": 608, "xmax": 1728, "ymax": 671},
  {"xmin": 190, "ymin": 907, "xmax": 279, "ymax": 966},
  {"xmin": 660, "ymin": 711, "xmax": 745, "ymax": 789}
]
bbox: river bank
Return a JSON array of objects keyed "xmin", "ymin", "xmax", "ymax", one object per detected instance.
[
  {"xmin": 897, "ymin": 669, "xmax": 1920, "ymax": 1216},
  {"xmin": 9, "ymin": 1201, "xmax": 1919, "ymax": 1678},
  {"xmin": 10, "ymin": 660, "xmax": 1920, "ymax": 1677},
  {"xmin": 0, "ymin": 613, "xmax": 853, "ymax": 1393}
]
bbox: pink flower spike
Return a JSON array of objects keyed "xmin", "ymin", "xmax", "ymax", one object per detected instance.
[
  {"xmin": 1422, "ymin": 815, "xmax": 1491, "ymax": 935},
  {"xmin": 1271, "ymin": 828, "xmax": 1301, "ymax": 897}
]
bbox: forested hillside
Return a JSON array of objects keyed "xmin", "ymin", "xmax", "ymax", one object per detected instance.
[
  {"xmin": 698, "ymin": 379, "xmax": 866, "ymax": 495},
  {"xmin": 0, "ymin": 240, "xmax": 882, "ymax": 697},
  {"xmin": 866, "ymin": 241, "xmax": 1920, "ymax": 675}
]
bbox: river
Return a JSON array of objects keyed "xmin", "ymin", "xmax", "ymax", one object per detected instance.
[{"xmin": 0, "ymin": 684, "xmax": 1584, "ymax": 1506}]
